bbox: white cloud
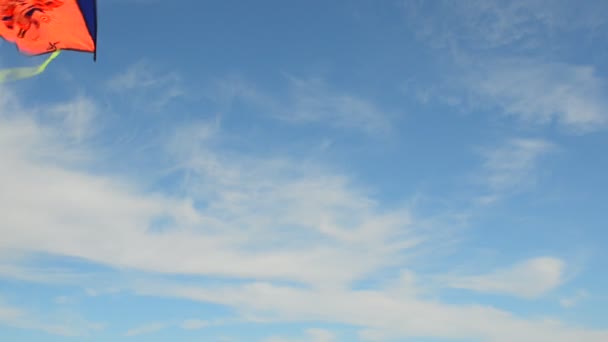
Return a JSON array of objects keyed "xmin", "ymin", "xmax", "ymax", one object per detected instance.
[
  {"xmin": 54, "ymin": 296, "xmax": 75, "ymax": 305},
  {"xmin": 0, "ymin": 261, "xmax": 99, "ymax": 285},
  {"xmin": 0, "ymin": 302, "xmax": 22, "ymax": 324},
  {"xmin": 124, "ymin": 318, "xmax": 218, "ymax": 336},
  {"xmin": 209, "ymin": 75, "xmax": 392, "ymax": 136},
  {"xmin": 0, "ymin": 84, "xmax": 603, "ymax": 342},
  {"xmin": 405, "ymin": 0, "xmax": 608, "ymax": 51},
  {"xmin": 405, "ymin": 1, "xmax": 608, "ymax": 135},
  {"xmin": 107, "ymin": 61, "xmax": 178, "ymax": 91},
  {"xmin": 284, "ymin": 77, "xmax": 392, "ymax": 134},
  {"xmin": 443, "ymin": 257, "xmax": 565, "ymax": 298},
  {"xmin": 106, "ymin": 61, "xmax": 185, "ymax": 110},
  {"xmin": 560, "ymin": 290, "xmax": 589, "ymax": 308},
  {"xmin": 471, "ymin": 60, "xmax": 608, "ymax": 132},
  {"xmin": 306, "ymin": 328, "xmax": 335, "ymax": 342},
  {"xmin": 421, "ymin": 60, "xmax": 608, "ymax": 134},
  {"xmin": 139, "ymin": 280, "xmax": 608, "ymax": 342},
  {"xmin": 0, "ymin": 86, "xmax": 419, "ymax": 291},
  {"xmin": 264, "ymin": 328, "xmax": 335, "ymax": 342},
  {"xmin": 47, "ymin": 96, "xmax": 98, "ymax": 142},
  {"xmin": 180, "ymin": 319, "xmax": 209, "ymax": 330},
  {"xmin": 0, "ymin": 298, "xmax": 102, "ymax": 336},
  {"xmin": 125, "ymin": 322, "xmax": 167, "ymax": 336},
  {"xmin": 479, "ymin": 138, "xmax": 553, "ymax": 192}
]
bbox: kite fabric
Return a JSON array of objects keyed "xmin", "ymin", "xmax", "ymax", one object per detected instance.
[{"xmin": 0, "ymin": 0, "xmax": 97, "ymax": 82}]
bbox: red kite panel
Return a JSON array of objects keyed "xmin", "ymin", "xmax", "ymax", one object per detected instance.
[{"xmin": 0, "ymin": 0, "xmax": 97, "ymax": 57}]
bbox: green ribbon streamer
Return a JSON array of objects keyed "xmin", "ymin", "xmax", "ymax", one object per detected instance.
[{"xmin": 0, "ymin": 50, "xmax": 61, "ymax": 83}]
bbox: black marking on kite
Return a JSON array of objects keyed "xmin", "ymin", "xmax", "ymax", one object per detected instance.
[{"xmin": 47, "ymin": 41, "xmax": 59, "ymax": 50}]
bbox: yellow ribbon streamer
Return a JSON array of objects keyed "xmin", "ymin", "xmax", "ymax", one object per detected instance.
[{"xmin": 0, "ymin": 50, "xmax": 61, "ymax": 83}]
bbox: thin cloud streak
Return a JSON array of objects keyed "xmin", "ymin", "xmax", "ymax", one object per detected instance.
[
  {"xmin": 0, "ymin": 299, "xmax": 102, "ymax": 337},
  {"xmin": 480, "ymin": 138, "xmax": 554, "ymax": 191},
  {"xmin": 442, "ymin": 257, "xmax": 565, "ymax": 298},
  {"xmin": 136, "ymin": 280, "xmax": 608, "ymax": 342},
  {"xmin": 208, "ymin": 75, "xmax": 393, "ymax": 136},
  {"xmin": 106, "ymin": 62, "xmax": 186, "ymax": 111},
  {"xmin": 471, "ymin": 60, "xmax": 608, "ymax": 132}
]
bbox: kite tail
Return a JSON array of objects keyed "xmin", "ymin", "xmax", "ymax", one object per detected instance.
[{"xmin": 0, "ymin": 50, "xmax": 62, "ymax": 83}]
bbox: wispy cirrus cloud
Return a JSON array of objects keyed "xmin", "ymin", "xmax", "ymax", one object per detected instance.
[
  {"xmin": 405, "ymin": 1, "xmax": 608, "ymax": 136},
  {"xmin": 124, "ymin": 318, "xmax": 217, "ymax": 336},
  {"xmin": 106, "ymin": 61, "xmax": 185, "ymax": 111},
  {"xmin": 469, "ymin": 137, "xmax": 554, "ymax": 205},
  {"xmin": 124, "ymin": 322, "xmax": 167, "ymax": 336},
  {"xmin": 479, "ymin": 138, "xmax": 554, "ymax": 192},
  {"xmin": 560, "ymin": 290, "xmax": 590, "ymax": 308},
  {"xmin": 442, "ymin": 257, "xmax": 565, "ymax": 298},
  {"xmin": 0, "ymin": 85, "xmax": 420, "ymax": 290},
  {"xmin": 137, "ymin": 279, "xmax": 608, "ymax": 342},
  {"xmin": 46, "ymin": 96, "xmax": 98, "ymax": 142},
  {"xmin": 107, "ymin": 61, "xmax": 180, "ymax": 91},
  {"xmin": 404, "ymin": 0, "xmax": 608, "ymax": 52},
  {"xmin": 0, "ymin": 82, "xmax": 602, "ymax": 342},
  {"xmin": 470, "ymin": 60, "xmax": 608, "ymax": 133},
  {"xmin": 179, "ymin": 319, "xmax": 209, "ymax": 330},
  {"xmin": 283, "ymin": 76, "xmax": 392, "ymax": 134},
  {"xmin": 264, "ymin": 328, "xmax": 335, "ymax": 342},
  {"xmin": 415, "ymin": 59, "xmax": 608, "ymax": 135},
  {"xmin": 208, "ymin": 75, "xmax": 393, "ymax": 136},
  {"xmin": 0, "ymin": 298, "xmax": 102, "ymax": 337}
]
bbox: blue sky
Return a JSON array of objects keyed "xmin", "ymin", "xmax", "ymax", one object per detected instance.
[{"xmin": 1, "ymin": 0, "xmax": 608, "ymax": 341}]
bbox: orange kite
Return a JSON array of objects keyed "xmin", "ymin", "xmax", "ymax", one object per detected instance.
[
  {"xmin": 0, "ymin": 0, "xmax": 96, "ymax": 82},
  {"xmin": 1, "ymin": 0, "xmax": 97, "ymax": 58}
]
